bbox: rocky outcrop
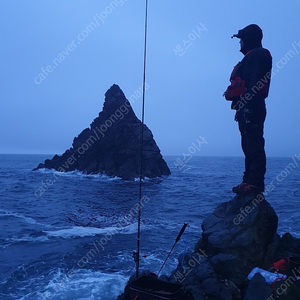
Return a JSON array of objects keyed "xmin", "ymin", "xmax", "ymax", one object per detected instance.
[
  {"xmin": 168, "ymin": 194, "xmax": 300, "ymax": 300},
  {"xmin": 33, "ymin": 84, "xmax": 170, "ymax": 180},
  {"xmin": 117, "ymin": 193, "xmax": 300, "ymax": 299}
]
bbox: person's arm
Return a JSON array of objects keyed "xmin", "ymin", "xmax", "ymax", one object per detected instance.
[{"xmin": 242, "ymin": 49, "xmax": 271, "ymax": 108}]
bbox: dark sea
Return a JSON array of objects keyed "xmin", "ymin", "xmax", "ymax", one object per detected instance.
[{"xmin": 0, "ymin": 154, "xmax": 299, "ymax": 300}]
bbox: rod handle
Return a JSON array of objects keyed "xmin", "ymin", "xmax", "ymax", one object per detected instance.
[{"xmin": 175, "ymin": 222, "xmax": 188, "ymax": 243}]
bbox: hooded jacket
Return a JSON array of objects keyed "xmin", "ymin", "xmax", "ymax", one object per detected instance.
[{"xmin": 225, "ymin": 24, "xmax": 272, "ymax": 112}]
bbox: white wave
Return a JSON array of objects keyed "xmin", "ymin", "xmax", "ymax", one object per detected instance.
[
  {"xmin": 34, "ymin": 168, "xmax": 122, "ymax": 181},
  {"xmin": 34, "ymin": 168, "xmax": 57, "ymax": 174},
  {"xmin": 21, "ymin": 268, "xmax": 129, "ymax": 300},
  {"xmin": 35, "ymin": 167, "xmax": 159, "ymax": 181},
  {"xmin": 6, "ymin": 235, "xmax": 49, "ymax": 244},
  {"xmin": 134, "ymin": 176, "xmax": 151, "ymax": 181},
  {"xmin": 44, "ymin": 223, "xmax": 138, "ymax": 238},
  {"xmin": 0, "ymin": 209, "xmax": 51, "ymax": 227}
]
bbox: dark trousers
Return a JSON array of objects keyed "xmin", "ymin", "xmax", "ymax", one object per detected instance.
[{"xmin": 237, "ymin": 106, "xmax": 266, "ymax": 188}]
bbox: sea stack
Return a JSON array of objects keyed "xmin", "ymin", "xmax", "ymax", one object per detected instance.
[{"xmin": 34, "ymin": 84, "xmax": 171, "ymax": 180}]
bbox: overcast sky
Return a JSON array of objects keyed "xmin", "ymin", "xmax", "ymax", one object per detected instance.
[{"xmin": 1, "ymin": 0, "xmax": 299, "ymax": 157}]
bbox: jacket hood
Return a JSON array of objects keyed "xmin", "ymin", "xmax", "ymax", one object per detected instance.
[{"xmin": 232, "ymin": 24, "xmax": 263, "ymax": 55}]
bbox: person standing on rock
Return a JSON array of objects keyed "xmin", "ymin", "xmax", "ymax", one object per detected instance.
[{"xmin": 224, "ymin": 24, "xmax": 272, "ymax": 195}]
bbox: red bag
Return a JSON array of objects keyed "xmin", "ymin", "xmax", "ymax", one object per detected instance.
[
  {"xmin": 224, "ymin": 57, "xmax": 248, "ymax": 101},
  {"xmin": 224, "ymin": 75, "xmax": 246, "ymax": 100}
]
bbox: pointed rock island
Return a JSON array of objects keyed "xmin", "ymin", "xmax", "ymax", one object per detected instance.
[{"xmin": 34, "ymin": 84, "xmax": 170, "ymax": 180}]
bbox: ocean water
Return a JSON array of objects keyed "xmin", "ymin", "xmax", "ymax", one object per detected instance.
[{"xmin": 0, "ymin": 154, "xmax": 299, "ymax": 300}]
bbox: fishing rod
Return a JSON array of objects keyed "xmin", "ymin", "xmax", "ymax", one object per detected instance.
[
  {"xmin": 157, "ymin": 222, "xmax": 188, "ymax": 277},
  {"xmin": 135, "ymin": 0, "xmax": 187, "ymax": 280},
  {"xmin": 135, "ymin": 0, "xmax": 148, "ymax": 279}
]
